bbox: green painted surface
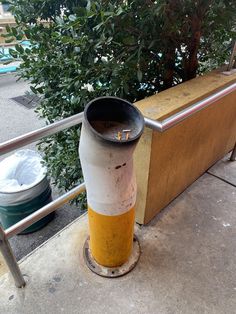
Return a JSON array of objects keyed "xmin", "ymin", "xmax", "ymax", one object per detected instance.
[{"xmin": 0, "ymin": 187, "xmax": 54, "ymax": 234}]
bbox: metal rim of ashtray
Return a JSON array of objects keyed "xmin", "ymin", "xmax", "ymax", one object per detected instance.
[{"xmin": 83, "ymin": 235, "xmax": 141, "ymax": 278}]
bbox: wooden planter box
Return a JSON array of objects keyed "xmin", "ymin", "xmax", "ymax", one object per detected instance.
[{"xmin": 134, "ymin": 68, "xmax": 236, "ymax": 224}]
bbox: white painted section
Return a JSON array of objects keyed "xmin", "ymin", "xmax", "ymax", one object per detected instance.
[{"xmin": 79, "ymin": 122, "xmax": 137, "ymax": 216}]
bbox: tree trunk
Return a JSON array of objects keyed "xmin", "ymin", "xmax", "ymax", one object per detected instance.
[
  {"xmin": 163, "ymin": 45, "xmax": 176, "ymax": 89},
  {"xmin": 184, "ymin": 14, "xmax": 202, "ymax": 80}
]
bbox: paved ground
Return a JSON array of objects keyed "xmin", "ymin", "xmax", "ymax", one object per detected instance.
[
  {"xmin": 0, "ymin": 73, "xmax": 84, "ymax": 262},
  {"xmin": 208, "ymin": 153, "xmax": 236, "ymax": 186},
  {"xmin": 0, "ymin": 73, "xmax": 41, "ymax": 154},
  {"xmin": 0, "ymin": 160, "xmax": 235, "ymax": 313},
  {"xmin": 0, "ymin": 252, "xmax": 6, "ymax": 277}
]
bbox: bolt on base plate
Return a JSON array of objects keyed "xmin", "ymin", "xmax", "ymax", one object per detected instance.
[{"xmin": 83, "ymin": 235, "xmax": 141, "ymax": 278}]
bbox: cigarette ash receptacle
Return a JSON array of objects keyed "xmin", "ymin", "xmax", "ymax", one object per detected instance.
[{"xmin": 79, "ymin": 96, "xmax": 144, "ymax": 277}]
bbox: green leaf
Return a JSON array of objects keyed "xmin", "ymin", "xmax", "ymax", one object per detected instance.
[
  {"xmin": 123, "ymin": 37, "xmax": 136, "ymax": 45},
  {"xmin": 69, "ymin": 15, "xmax": 77, "ymax": 21},
  {"xmin": 30, "ymin": 86, "xmax": 37, "ymax": 94},
  {"xmin": 137, "ymin": 69, "xmax": 142, "ymax": 82},
  {"xmin": 61, "ymin": 36, "xmax": 72, "ymax": 44},
  {"xmin": 3, "ymin": 60, "xmax": 13, "ymax": 65},
  {"xmin": 5, "ymin": 24, "xmax": 11, "ymax": 33},
  {"xmin": 15, "ymin": 44, "xmax": 24, "ymax": 54},
  {"xmin": 116, "ymin": 7, "xmax": 123, "ymax": 16},
  {"xmin": 4, "ymin": 38, "xmax": 14, "ymax": 43}
]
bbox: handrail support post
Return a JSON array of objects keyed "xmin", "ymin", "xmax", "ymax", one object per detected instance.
[
  {"xmin": 230, "ymin": 142, "xmax": 236, "ymax": 161},
  {"xmin": 0, "ymin": 225, "xmax": 25, "ymax": 288}
]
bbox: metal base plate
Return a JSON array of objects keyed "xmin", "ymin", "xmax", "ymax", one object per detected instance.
[{"xmin": 83, "ymin": 235, "xmax": 141, "ymax": 278}]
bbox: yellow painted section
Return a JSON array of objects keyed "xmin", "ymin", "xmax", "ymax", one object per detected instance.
[{"xmin": 88, "ymin": 207, "xmax": 135, "ymax": 267}]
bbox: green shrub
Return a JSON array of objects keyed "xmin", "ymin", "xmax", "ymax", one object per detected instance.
[{"xmin": 6, "ymin": 0, "xmax": 236, "ymax": 195}]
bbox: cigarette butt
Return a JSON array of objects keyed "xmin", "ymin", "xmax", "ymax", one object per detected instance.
[
  {"xmin": 123, "ymin": 129, "xmax": 131, "ymax": 132},
  {"xmin": 117, "ymin": 132, "xmax": 122, "ymax": 140},
  {"xmin": 126, "ymin": 132, "xmax": 130, "ymax": 140}
]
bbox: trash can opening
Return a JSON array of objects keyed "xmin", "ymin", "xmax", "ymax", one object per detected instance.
[
  {"xmin": 0, "ymin": 150, "xmax": 46, "ymax": 193},
  {"xmin": 0, "ymin": 150, "xmax": 54, "ymax": 233},
  {"xmin": 84, "ymin": 96, "xmax": 144, "ymax": 144}
]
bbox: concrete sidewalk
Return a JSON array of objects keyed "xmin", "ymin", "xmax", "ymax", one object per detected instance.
[
  {"xmin": 0, "ymin": 155, "xmax": 235, "ymax": 314},
  {"xmin": 0, "ymin": 73, "xmax": 42, "ymax": 150}
]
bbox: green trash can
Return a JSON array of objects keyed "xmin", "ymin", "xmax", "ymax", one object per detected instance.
[{"xmin": 0, "ymin": 150, "xmax": 54, "ymax": 234}]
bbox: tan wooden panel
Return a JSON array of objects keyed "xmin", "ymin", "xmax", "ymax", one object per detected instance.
[
  {"xmin": 143, "ymin": 92, "xmax": 236, "ymax": 223},
  {"xmin": 134, "ymin": 128, "xmax": 153, "ymax": 223}
]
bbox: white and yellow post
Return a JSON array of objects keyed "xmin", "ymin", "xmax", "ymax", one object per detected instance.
[{"xmin": 79, "ymin": 97, "xmax": 144, "ymax": 277}]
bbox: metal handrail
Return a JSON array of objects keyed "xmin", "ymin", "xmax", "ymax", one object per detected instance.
[
  {"xmin": 230, "ymin": 143, "xmax": 236, "ymax": 161},
  {"xmin": 1, "ymin": 82, "xmax": 236, "ymax": 156},
  {"xmin": 0, "ymin": 112, "xmax": 84, "ymax": 156},
  {"xmin": 144, "ymin": 82, "xmax": 236, "ymax": 132},
  {"xmin": 227, "ymin": 41, "xmax": 236, "ymax": 71},
  {"xmin": 5, "ymin": 182, "xmax": 86, "ymax": 239},
  {"xmin": 0, "ymin": 82, "xmax": 236, "ymax": 288}
]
